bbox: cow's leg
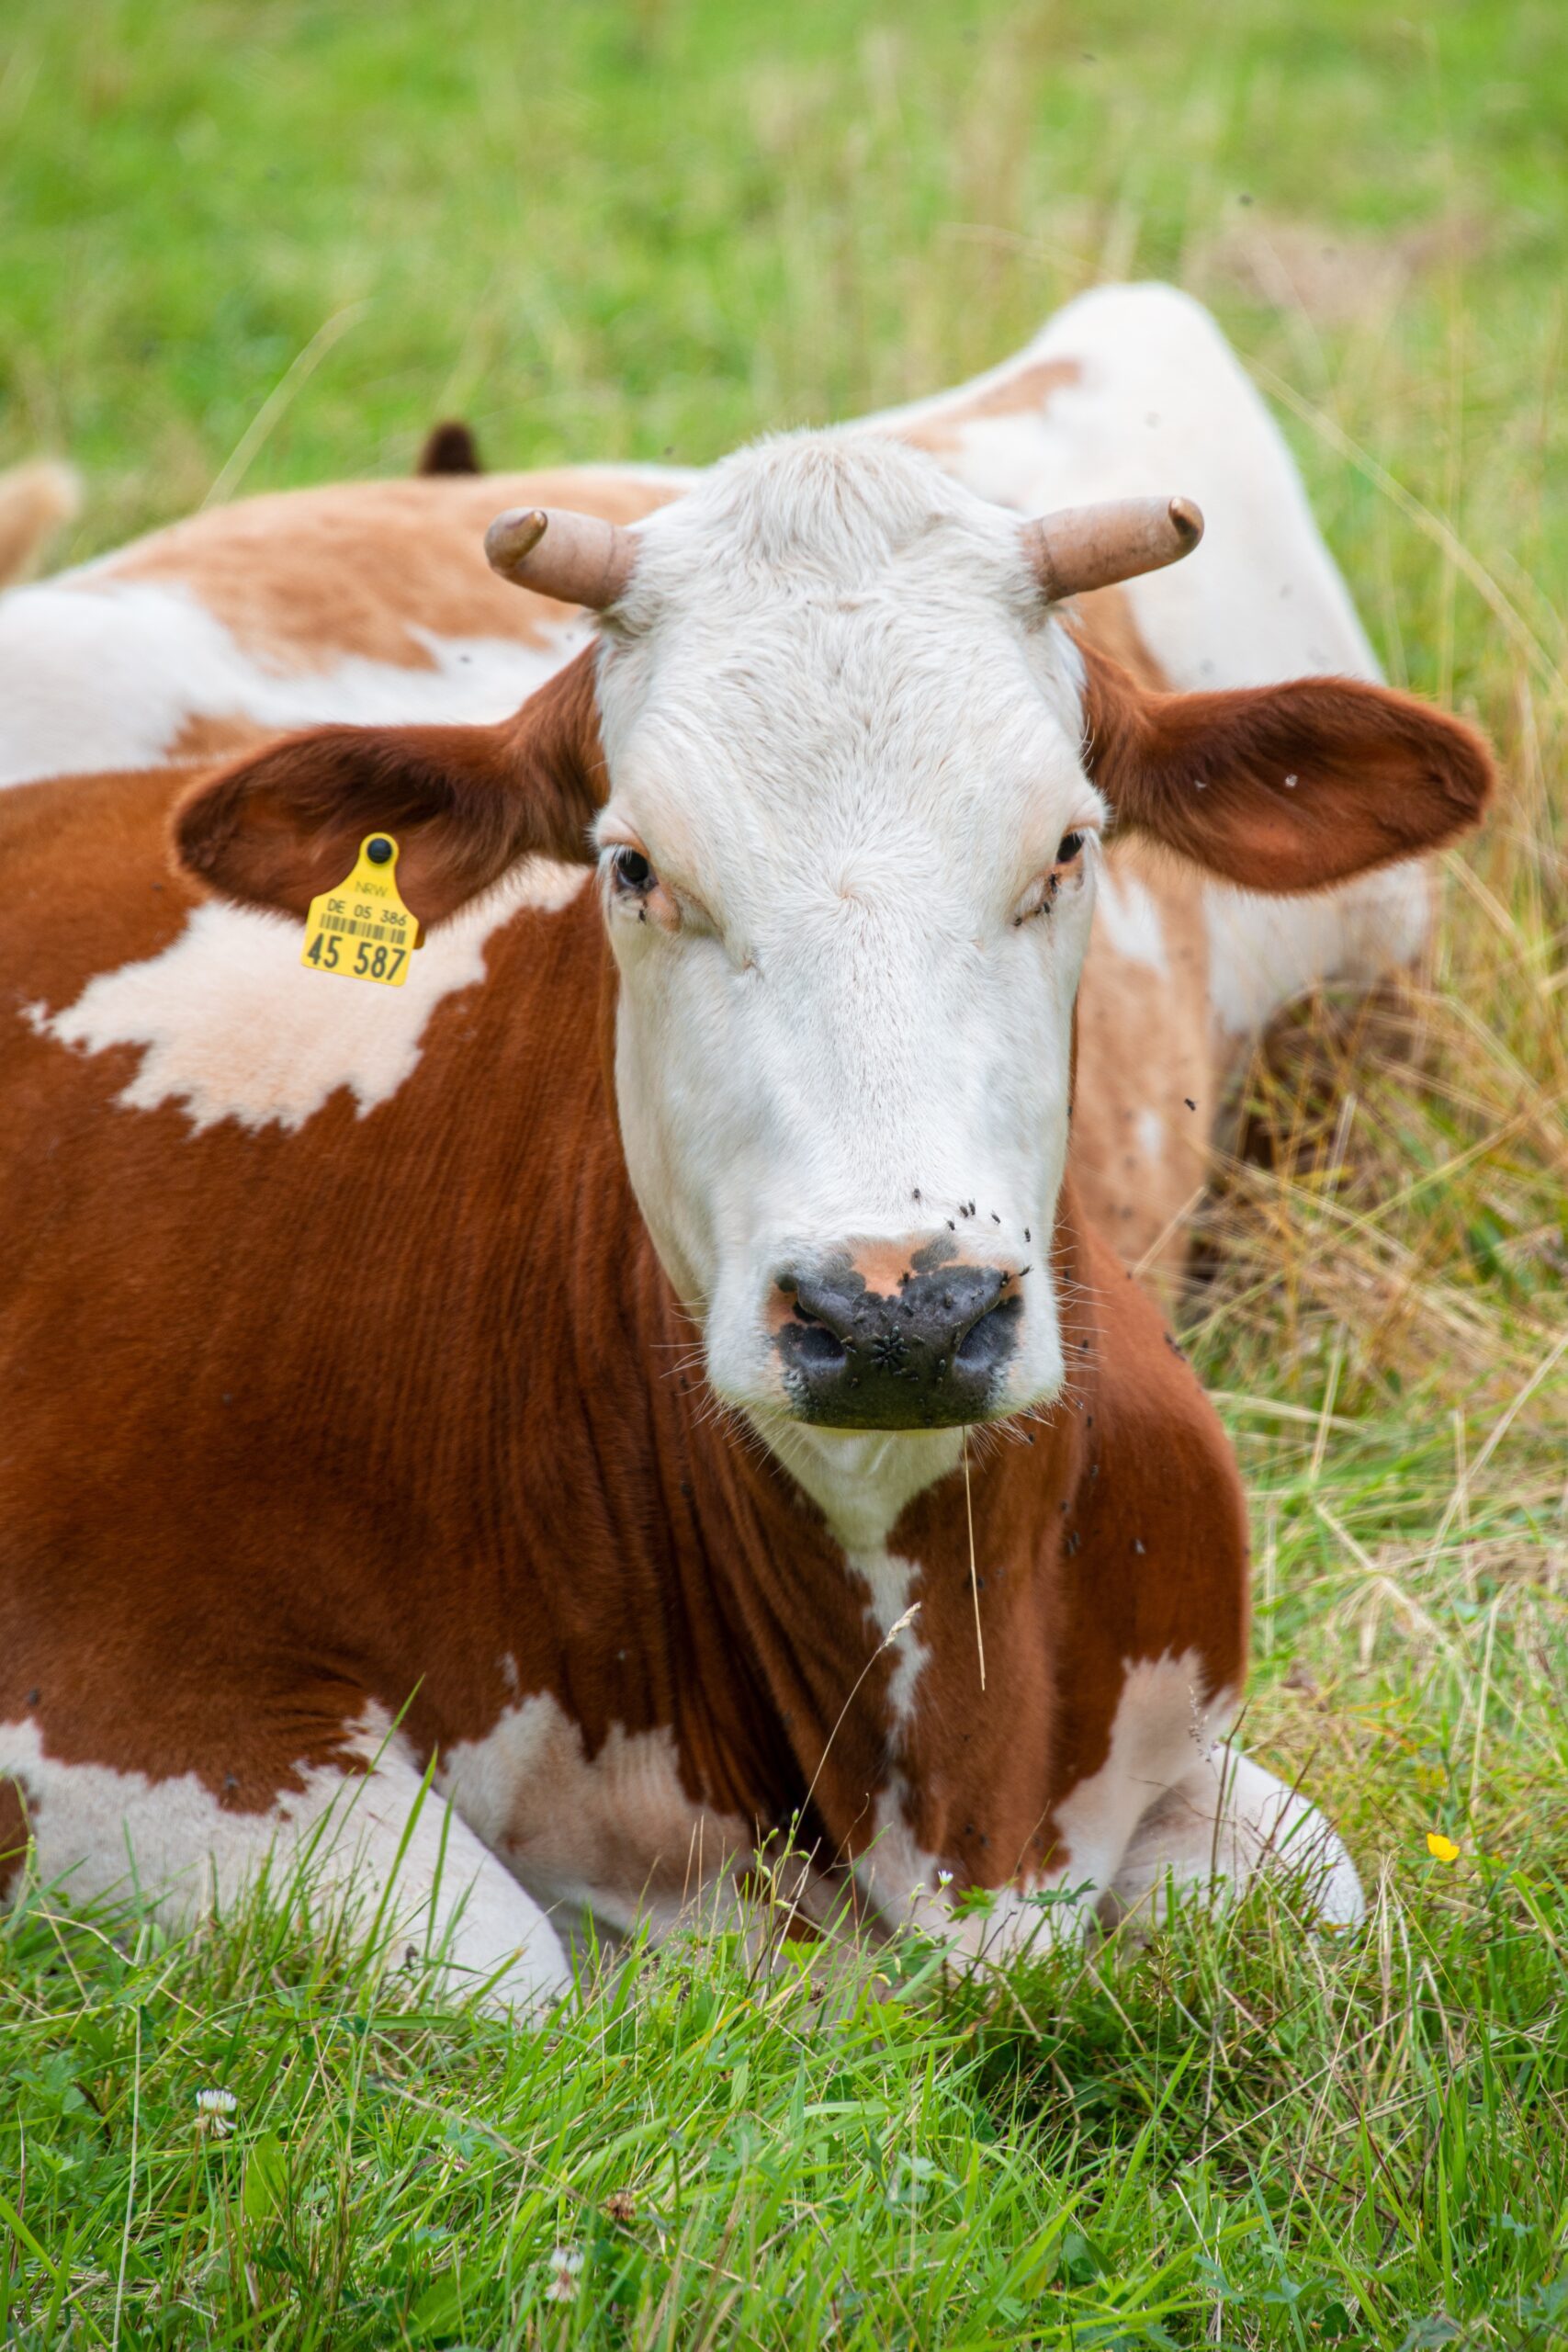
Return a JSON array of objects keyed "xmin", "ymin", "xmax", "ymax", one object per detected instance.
[
  {"xmin": 0, "ymin": 1720, "xmax": 571, "ymax": 2017},
  {"xmin": 1100, "ymin": 1744, "xmax": 1366, "ymax": 1931}
]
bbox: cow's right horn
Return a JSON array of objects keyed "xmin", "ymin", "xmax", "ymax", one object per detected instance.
[
  {"xmin": 485, "ymin": 507, "xmax": 637, "ymax": 610},
  {"xmin": 1021, "ymin": 495, "xmax": 1203, "ymax": 602}
]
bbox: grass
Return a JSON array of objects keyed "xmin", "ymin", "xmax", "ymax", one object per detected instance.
[{"xmin": 3, "ymin": 0, "xmax": 1567, "ymax": 2342}]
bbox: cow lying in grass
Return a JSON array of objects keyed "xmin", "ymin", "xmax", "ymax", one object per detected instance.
[
  {"xmin": 0, "ymin": 284, "xmax": 1427, "ymax": 1269},
  {"xmin": 0, "ymin": 431, "xmax": 1492, "ymax": 2007}
]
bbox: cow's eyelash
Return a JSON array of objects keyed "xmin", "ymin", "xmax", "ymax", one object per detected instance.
[{"xmin": 1012, "ymin": 832, "xmax": 1093, "ymax": 925}]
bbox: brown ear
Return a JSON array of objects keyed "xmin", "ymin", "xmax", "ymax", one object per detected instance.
[
  {"xmin": 174, "ymin": 648, "xmax": 604, "ymax": 923},
  {"xmin": 1077, "ymin": 639, "xmax": 1495, "ymax": 891}
]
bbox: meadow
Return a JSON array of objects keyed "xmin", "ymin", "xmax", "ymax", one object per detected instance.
[{"xmin": 2, "ymin": 0, "xmax": 1566, "ymax": 2342}]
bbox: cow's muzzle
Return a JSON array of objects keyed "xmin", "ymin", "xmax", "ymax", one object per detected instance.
[{"xmin": 772, "ymin": 1247, "xmax": 1023, "ymax": 1429}]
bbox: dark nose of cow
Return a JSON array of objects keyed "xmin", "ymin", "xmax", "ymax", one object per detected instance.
[{"xmin": 774, "ymin": 1252, "xmax": 1022, "ymax": 1429}]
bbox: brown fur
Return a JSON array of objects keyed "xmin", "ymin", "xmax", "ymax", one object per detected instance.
[
  {"xmin": 1078, "ymin": 639, "xmax": 1496, "ymax": 889},
  {"xmin": 174, "ymin": 648, "xmax": 606, "ymax": 923},
  {"xmin": 1, "ymin": 778, "xmax": 1246, "ymax": 1905},
  {"xmin": 0, "ymin": 459, "xmax": 79, "ymax": 588},
  {"xmin": 104, "ymin": 470, "xmax": 676, "ymax": 669}
]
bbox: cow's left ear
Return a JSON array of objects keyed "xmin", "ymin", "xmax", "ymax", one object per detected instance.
[
  {"xmin": 1077, "ymin": 639, "xmax": 1495, "ymax": 892},
  {"xmin": 174, "ymin": 646, "xmax": 605, "ymax": 923}
]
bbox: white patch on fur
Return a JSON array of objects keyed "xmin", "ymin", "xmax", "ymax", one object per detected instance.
[
  {"xmin": 438, "ymin": 1690, "xmax": 752, "ymax": 1939},
  {"xmin": 1104, "ymin": 1746, "xmax": 1366, "ymax": 1928},
  {"xmin": 1203, "ymin": 859, "xmax": 1432, "ymax": 1041},
  {"xmin": 1136, "ymin": 1108, "xmax": 1166, "ymax": 1163},
  {"xmin": 1043, "ymin": 1646, "xmax": 1364, "ymax": 1928},
  {"xmin": 0, "ymin": 1712, "xmax": 570, "ymax": 2015},
  {"xmin": 0, "ymin": 577, "xmax": 587, "ymax": 788},
  {"xmin": 1051, "ymin": 1650, "xmax": 1236, "ymax": 1897},
  {"xmin": 31, "ymin": 858, "xmax": 587, "ymax": 1132},
  {"xmin": 851, "ymin": 1549, "xmax": 928, "ymax": 1728},
  {"xmin": 1094, "ymin": 868, "xmax": 1168, "ymax": 974}
]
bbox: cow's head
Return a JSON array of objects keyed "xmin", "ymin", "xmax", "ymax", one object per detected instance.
[{"xmin": 175, "ymin": 436, "xmax": 1493, "ymax": 1456}]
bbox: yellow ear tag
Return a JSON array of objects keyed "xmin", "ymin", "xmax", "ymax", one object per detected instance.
[{"xmin": 301, "ymin": 834, "xmax": 421, "ymax": 987}]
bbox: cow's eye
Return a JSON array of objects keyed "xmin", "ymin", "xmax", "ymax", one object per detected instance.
[
  {"xmin": 1055, "ymin": 831, "xmax": 1086, "ymax": 865},
  {"xmin": 610, "ymin": 846, "xmax": 655, "ymax": 894}
]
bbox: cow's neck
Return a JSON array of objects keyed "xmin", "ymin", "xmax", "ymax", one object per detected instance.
[
  {"xmin": 759, "ymin": 1424, "xmax": 964, "ymax": 1557},
  {"xmin": 641, "ymin": 1190, "xmax": 1089, "ymax": 1877}
]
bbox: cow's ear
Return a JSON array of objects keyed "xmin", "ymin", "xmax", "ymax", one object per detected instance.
[
  {"xmin": 1077, "ymin": 639, "xmax": 1495, "ymax": 892},
  {"xmin": 174, "ymin": 646, "xmax": 605, "ymax": 923}
]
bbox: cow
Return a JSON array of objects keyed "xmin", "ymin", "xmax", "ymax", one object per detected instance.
[
  {"xmin": 0, "ymin": 429, "xmax": 1493, "ymax": 2009},
  {"xmin": 0, "ymin": 285, "xmax": 1424, "ymax": 1270}
]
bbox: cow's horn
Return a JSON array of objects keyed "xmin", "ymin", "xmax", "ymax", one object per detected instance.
[
  {"xmin": 484, "ymin": 506, "xmax": 637, "ymax": 609},
  {"xmin": 1021, "ymin": 495, "xmax": 1203, "ymax": 602}
]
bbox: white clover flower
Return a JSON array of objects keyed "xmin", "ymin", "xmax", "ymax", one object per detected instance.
[
  {"xmin": 195, "ymin": 2087, "xmax": 238, "ymax": 2135},
  {"xmin": 546, "ymin": 2245, "xmax": 584, "ymax": 2303}
]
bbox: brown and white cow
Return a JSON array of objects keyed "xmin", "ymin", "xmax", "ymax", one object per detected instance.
[
  {"xmin": 0, "ymin": 285, "xmax": 1429, "ymax": 1267},
  {"xmin": 0, "ymin": 432, "xmax": 1492, "ymax": 2007}
]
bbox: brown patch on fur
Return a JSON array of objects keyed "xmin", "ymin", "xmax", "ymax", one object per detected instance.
[
  {"xmin": 1067, "ymin": 618, "xmax": 1492, "ymax": 1275},
  {"xmin": 102, "ymin": 469, "xmax": 677, "ymax": 671},
  {"xmin": 897, "ymin": 357, "xmax": 1083, "ymax": 455},
  {"xmin": 1073, "ymin": 837, "xmax": 1213, "ymax": 1279},
  {"xmin": 0, "ymin": 1777, "xmax": 32, "ymax": 1900},
  {"xmin": 1068, "ymin": 582, "xmax": 1168, "ymax": 692}
]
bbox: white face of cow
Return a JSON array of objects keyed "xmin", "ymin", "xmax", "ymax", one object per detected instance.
[{"xmin": 591, "ymin": 436, "xmax": 1105, "ymax": 1445}]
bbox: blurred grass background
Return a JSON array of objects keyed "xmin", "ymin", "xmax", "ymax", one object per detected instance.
[{"xmin": 3, "ymin": 1, "xmax": 1567, "ymax": 2345}]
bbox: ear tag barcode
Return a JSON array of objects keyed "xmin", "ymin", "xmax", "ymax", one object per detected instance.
[{"xmin": 301, "ymin": 834, "xmax": 421, "ymax": 988}]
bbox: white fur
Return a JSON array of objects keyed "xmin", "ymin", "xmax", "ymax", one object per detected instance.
[
  {"xmin": 32, "ymin": 858, "xmax": 587, "ymax": 1132},
  {"xmin": 0, "ymin": 577, "xmax": 586, "ymax": 789},
  {"xmin": 1095, "ymin": 867, "xmax": 1168, "ymax": 974},
  {"xmin": 597, "ymin": 434, "xmax": 1103, "ymax": 1476},
  {"xmin": 1, "ymin": 1713, "xmax": 570, "ymax": 2016},
  {"xmin": 1104, "ymin": 1746, "xmax": 1366, "ymax": 1928},
  {"xmin": 439, "ymin": 1690, "xmax": 753, "ymax": 1939}
]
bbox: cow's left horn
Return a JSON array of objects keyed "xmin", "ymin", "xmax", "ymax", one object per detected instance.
[
  {"xmin": 485, "ymin": 506, "xmax": 637, "ymax": 610},
  {"xmin": 1021, "ymin": 495, "xmax": 1203, "ymax": 602}
]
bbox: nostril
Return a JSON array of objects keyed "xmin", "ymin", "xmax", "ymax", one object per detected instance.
[
  {"xmin": 954, "ymin": 1297, "xmax": 1019, "ymax": 1373},
  {"xmin": 791, "ymin": 1301, "xmax": 847, "ymax": 1367}
]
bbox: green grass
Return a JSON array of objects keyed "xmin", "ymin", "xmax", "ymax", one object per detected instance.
[{"xmin": 3, "ymin": 0, "xmax": 1567, "ymax": 2344}]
